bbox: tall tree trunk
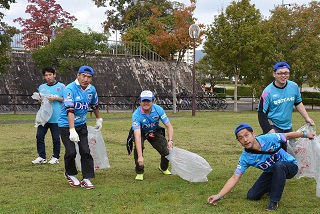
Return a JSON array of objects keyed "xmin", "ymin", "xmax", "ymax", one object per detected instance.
[
  {"xmin": 233, "ymin": 67, "xmax": 239, "ymax": 112},
  {"xmin": 171, "ymin": 62, "xmax": 177, "ymax": 113}
]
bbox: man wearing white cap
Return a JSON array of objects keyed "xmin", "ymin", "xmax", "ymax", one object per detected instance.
[
  {"xmin": 257, "ymin": 61, "xmax": 314, "ymax": 151},
  {"xmin": 131, "ymin": 90, "xmax": 174, "ymax": 180}
]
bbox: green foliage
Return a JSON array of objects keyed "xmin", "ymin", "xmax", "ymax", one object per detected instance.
[
  {"xmin": 301, "ymin": 91, "xmax": 320, "ymax": 106},
  {"xmin": 225, "ymin": 86, "xmax": 255, "ymax": 100},
  {"xmin": 213, "ymin": 87, "xmax": 226, "ymax": 94},
  {"xmin": 1, "ymin": 111, "xmax": 320, "ymax": 213},
  {"xmin": 203, "ymin": 0, "xmax": 274, "ymax": 105},
  {"xmin": 268, "ymin": 1, "xmax": 320, "ymax": 88},
  {"xmin": 303, "ymin": 98, "xmax": 320, "ymax": 106},
  {"xmin": 0, "ymin": 0, "xmax": 18, "ymax": 75},
  {"xmin": 31, "ymin": 28, "xmax": 109, "ymax": 75}
]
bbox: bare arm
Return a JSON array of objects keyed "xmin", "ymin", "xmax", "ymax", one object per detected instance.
[
  {"xmin": 47, "ymin": 96, "xmax": 63, "ymax": 102},
  {"xmin": 67, "ymin": 112, "xmax": 75, "ymax": 129},
  {"xmin": 285, "ymin": 131, "xmax": 315, "ymax": 140},
  {"xmin": 208, "ymin": 173, "xmax": 242, "ymax": 205},
  {"xmin": 164, "ymin": 122, "xmax": 174, "ymax": 149},
  {"xmin": 134, "ymin": 129, "xmax": 144, "ymax": 167},
  {"xmin": 93, "ymin": 108, "xmax": 101, "ymax": 119},
  {"xmin": 295, "ymin": 102, "xmax": 315, "ymax": 125}
]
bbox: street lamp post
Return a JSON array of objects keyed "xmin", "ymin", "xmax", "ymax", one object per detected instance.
[
  {"xmin": 281, "ymin": 0, "xmax": 296, "ymax": 7},
  {"xmin": 189, "ymin": 24, "xmax": 200, "ymax": 117},
  {"xmin": 133, "ymin": 0, "xmax": 145, "ymax": 27}
]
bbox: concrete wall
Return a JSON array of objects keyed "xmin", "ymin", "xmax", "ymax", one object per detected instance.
[{"xmin": 0, "ymin": 52, "xmax": 195, "ymax": 104}]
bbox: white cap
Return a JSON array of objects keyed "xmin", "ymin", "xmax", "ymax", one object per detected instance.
[{"xmin": 140, "ymin": 90, "xmax": 154, "ymax": 101}]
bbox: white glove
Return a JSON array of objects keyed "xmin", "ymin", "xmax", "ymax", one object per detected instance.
[
  {"xmin": 69, "ymin": 128, "xmax": 79, "ymax": 143},
  {"xmin": 94, "ymin": 118, "xmax": 103, "ymax": 131}
]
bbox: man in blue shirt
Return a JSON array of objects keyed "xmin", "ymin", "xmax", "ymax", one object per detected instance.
[
  {"xmin": 131, "ymin": 90, "xmax": 174, "ymax": 181},
  {"xmin": 258, "ymin": 62, "xmax": 314, "ymax": 151},
  {"xmin": 208, "ymin": 123, "xmax": 315, "ymax": 211},
  {"xmin": 58, "ymin": 65, "xmax": 103, "ymax": 189},
  {"xmin": 32, "ymin": 67, "xmax": 65, "ymax": 165}
]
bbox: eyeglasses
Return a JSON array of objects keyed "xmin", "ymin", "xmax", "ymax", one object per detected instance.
[{"xmin": 275, "ymin": 72, "xmax": 290, "ymax": 76}]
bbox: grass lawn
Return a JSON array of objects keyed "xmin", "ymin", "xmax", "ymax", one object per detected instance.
[{"xmin": 0, "ymin": 111, "xmax": 319, "ymax": 213}]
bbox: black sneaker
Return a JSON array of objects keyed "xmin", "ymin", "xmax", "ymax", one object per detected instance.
[{"xmin": 265, "ymin": 201, "xmax": 278, "ymax": 211}]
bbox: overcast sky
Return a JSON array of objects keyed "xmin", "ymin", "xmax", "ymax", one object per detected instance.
[{"xmin": 1, "ymin": 0, "xmax": 314, "ymax": 40}]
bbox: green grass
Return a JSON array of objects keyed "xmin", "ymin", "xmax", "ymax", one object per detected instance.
[{"xmin": 1, "ymin": 111, "xmax": 320, "ymax": 213}]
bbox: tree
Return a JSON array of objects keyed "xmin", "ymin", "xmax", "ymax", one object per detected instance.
[
  {"xmin": 146, "ymin": 1, "xmax": 204, "ymax": 61},
  {"xmin": 0, "ymin": 0, "xmax": 19, "ymax": 75},
  {"xmin": 268, "ymin": 1, "xmax": 320, "ymax": 89},
  {"xmin": 32, "ymin": 27, "xmax": 109, "ymax": 75},
  {"xmin": 93, "ymin": 0, "xmax": 173, "ymax": 35},
  {"xmin": 14, "ymin": 0, "xmax": 77, "ymax": 49},
  {"xmin": 204, "ymin": 0, "xmax": 272, "ymax": 111}
]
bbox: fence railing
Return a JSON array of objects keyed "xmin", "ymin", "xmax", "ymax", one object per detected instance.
[
  {"xmin": 10, "ymin": 33, "xmax": 166, "ymax": 62},
  {"xmin": 1, "ymin": 94, "xmax": 319, "ymax": 114}
]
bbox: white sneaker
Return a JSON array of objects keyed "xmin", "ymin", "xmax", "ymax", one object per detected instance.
[
  {"xmin": 32, "ymin": 157, "xmax": 47, "ymax": 164},
  {"xmin": 64, "ymin": 173, "xmax": 80, "ymax": 187},
  {"xmin": 81, "ymin": 178, "xmax": 94, "ymax": 189},
  {"xmin": 48, "ymin": 156, "xmax": 59, "ymax": 164}
]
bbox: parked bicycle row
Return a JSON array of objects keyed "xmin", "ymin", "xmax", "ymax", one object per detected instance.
[{"xmin": 0, "ymin": 94, "xmax": 228, "ymax": 112}]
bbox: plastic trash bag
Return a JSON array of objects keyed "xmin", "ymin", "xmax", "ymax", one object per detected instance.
[
  {"xmin": 34, "ymin": 96, "xmax": 53, "ymax": 127},
  {"xmin": 31, "ymin": 92, "xmax": 41, "ymax": 100},
  {"xmin": 75, "ymin": 126, "xmax": 110, "ymax": 171},
  {"xmin": 287, "ymin": 124, "xmax": 320, "ymax": 197},
  {"xmin": 166, "ymin": 147, "xmax": 212, "ymax": 182}
]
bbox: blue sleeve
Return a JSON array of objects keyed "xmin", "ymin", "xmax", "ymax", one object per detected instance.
[{"xmin": 155, "ymin": 105, "xmax": 170, "ymax": 125}]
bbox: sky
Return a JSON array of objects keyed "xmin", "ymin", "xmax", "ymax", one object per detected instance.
[{"xmin": 0, "ymin": 0, "xmax": 314, "ymax": 41}]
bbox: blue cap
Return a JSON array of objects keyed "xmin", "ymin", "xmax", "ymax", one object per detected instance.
[
  {"xmin": 234, "ymin": 123, "xmax": 253, "ymax": 137},
  {"xmin": 78, "ymin": 65, "xmax": 94, "ymax": 76},
  {"xmin": 140, "ymin": 90, "xmax": 154, "ymax": 101},
  {"xmin": 273, "ymin": 62, "xmax": 290, "ymax": 71}
]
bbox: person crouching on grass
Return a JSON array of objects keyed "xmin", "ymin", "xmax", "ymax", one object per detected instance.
[
  {"xmin": 208, "ymin": 123, "xmax": 315, "ymax": 211},
  {"xmin": 132, "ymin": 90, "xmax": 174, "ymax": 181}
]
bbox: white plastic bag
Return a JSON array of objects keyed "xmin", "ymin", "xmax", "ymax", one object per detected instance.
[
  {"xmin": 166, "ymin": 147, "xmax": 212, "ymax": 182},
  {"xmin": 75, "ymin": 126, "xmax": 110, "ymax": 171},
  {"xmin": 288, "ymin": 124, "xmax": 320, "ymax": 197},
  {"xmin": 31, "ymin": 92, "xmax": 41, "ymax": 100},
  {"xmin": 34, "ymin": 96, "xmax": 53, "ymax": 127}
]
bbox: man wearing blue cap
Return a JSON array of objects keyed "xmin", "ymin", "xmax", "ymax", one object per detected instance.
[
  {"xmin": 131, "ymin": 90, "xmax": 174, "ymax": 181},
  {"xmin": 58, "ymin": 65, "xmax": 103, "ymax": 189},
  {"xmin": 257, "ymin": 61, "xmax": 314, "ymax": 151},
  {"xmin": 208, "ymin": 123, "xmax": 315, "ymax": 211}
]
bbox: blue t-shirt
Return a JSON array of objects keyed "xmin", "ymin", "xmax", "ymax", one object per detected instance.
[
  {"xmin": 259, "ymin": 80, "xmax": 302, "ymax": 130},
  {"xmin": 58, "ymin": 79, "xmax": 98, "ymax": 127},
  {"xmin": 132, "ymin": 104, "xmax": 170, "ymax": 133},
  {"xmin": 235, "ymin": 133, "xmax": 297, "ymax": 174},
  {"xmin": 38, "ymin": 81, "xmax": 65, "ymax": 123}
]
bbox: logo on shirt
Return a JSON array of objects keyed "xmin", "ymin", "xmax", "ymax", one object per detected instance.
[
  {"xmin": 76, "ymin": 96, "xmax": 81, "ymax": 100},
  {"xmin": 67, "ymin": 92, "xmax": 71, "ymax": 99},
  {"xmin": 132, "ymin": 119, "xmax": 138, "ymax": 127},
  {"xmin": 153, "ymin": 116, "xmax": 159, "ymax": 120},
  {"xmin": 74, "ymin": 102, "xmax": 89, "ymax": 110},
  {"xmin": 88, "ymin": 94, "xmax": 93, "ymax": 100},
  {"xmin": 258, "ymin": 153, "xmax": 281, "ymax": 170},
  {"xmin": 161, "ymin": 114, "xmax": 167, "ymax": 119},
  {"xmin": 142, "ymin": 122, "xmax": 157, "ymax": 129},
  {"xmin": 273, "ymin": 97, "xmax": 295, "ymax": 105}
]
